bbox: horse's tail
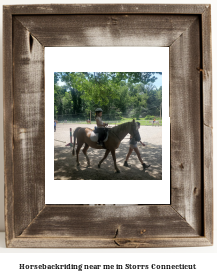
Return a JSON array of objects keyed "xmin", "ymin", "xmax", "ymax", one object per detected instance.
[{"xmin": 72, "ymin": 127, "xmax": 81, "ymax": 156}]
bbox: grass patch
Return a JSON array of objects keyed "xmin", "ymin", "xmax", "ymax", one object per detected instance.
[{"xmin": 57, "ymin": 117, "xmax": 162, "ymax": 126}]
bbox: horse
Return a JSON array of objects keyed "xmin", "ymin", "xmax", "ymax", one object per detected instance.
[
  {"xmin": 72, "ymin": 119, "xmax": 141, "ymax": 173},
  {"xmin": 86, "ymin": 120, "xmax": 91, "ymax": 124},
  {"xmin": 150, "ymin": 120, "xmax": 159, "ymax": 127}
]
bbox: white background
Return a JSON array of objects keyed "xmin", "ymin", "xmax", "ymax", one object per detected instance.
[
  {"xmin": 45, "ymin": 47, "xmax": 170, "ymax": 204},
  {"xmin": 0, "ymin": 0, "xmax": 216, "ymax": 277}
]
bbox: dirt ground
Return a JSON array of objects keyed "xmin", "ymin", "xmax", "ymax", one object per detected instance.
[{"xmin": 54, "ymin": 123, "xmax": 162, "ymax": 180}]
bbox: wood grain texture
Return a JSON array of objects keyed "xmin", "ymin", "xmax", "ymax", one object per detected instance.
[
  {"xmin": 3, "ymin": 4, "xmax": 213, "ymax": 248},
  {"xmin": 203, "ymin": 125, "xmax": 213, "ymax": 243},
  {"xmin": 8, "ymin": 237, "xmax": 212, "ymax": 248},
  {"xmin": 4, "ymin": 4, "xmax": 207, "ymax": 15},
  {"xmin": 201, "ymin": 6, "xmax": 213, "ymax": 244},
  {"xmin": 16, "ymin": 15, "xmax": 197, "ymax": 47},
  {"xmin": 170, "ymin": 17, "xmax": 202, "ymax": 234},
  {"xmin": 12, "ymin": 17, "xmax": 45, "ymax": 237},
  {"xmin": 202, "ymin": 5, "xmax": 212, "ymax": 129},
  {"xmin": 20, "ymin": 205, "xmax": 198, "ymax": 238},
  {"xmin": 3, "ymin": 7, "xmax": 14, "ymax": 247}
]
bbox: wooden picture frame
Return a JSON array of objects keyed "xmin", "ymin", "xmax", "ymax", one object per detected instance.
[{"xmin": 3, "ymin": 4, "xmax": 213, "ymax": 248}]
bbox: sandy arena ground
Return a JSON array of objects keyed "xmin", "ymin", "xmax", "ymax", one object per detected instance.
[{"xmin": 54, "ymin": 123, "xmax": 162, "ymax": 180}]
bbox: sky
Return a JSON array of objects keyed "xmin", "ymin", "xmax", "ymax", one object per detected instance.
[{"xmin": 153, "ymin": 73, "xmax": 162, "ymax": 88}]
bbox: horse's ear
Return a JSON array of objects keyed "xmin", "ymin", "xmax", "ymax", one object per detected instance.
[{"xmin": 132, "ymin": 119, "xmax": 135, "ymax": 123}]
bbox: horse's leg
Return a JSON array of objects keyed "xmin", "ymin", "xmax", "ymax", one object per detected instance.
[
  {"xmin": 76, "ymin": 142, "xmax": 83, "ymax": 166},
  {"xmin": 98, "ymin": 149, "xmax": 110, "ymax": 168},
  {"xmin": 82, "ymin": 143, "xmax": 90, "ymax": 167},
  {"xmin": 111, "ymin": 149, "xmax": 120, "ymax": 173}
]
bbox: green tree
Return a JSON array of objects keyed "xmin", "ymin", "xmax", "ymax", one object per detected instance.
[
  {"xmin": 62, "ymin": 92, "xmax": 73, "ymax": 114},
  {"xmin": 144, "ymin": 84, "xmax": 162, "ymax": 116},
  {"xmin": 55, "ymin": 72, "xmax": 161, "ymax": 118}
]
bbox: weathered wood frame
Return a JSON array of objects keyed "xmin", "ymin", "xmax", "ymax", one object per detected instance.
[{"xmin": 3, "ymin": 4, "xmax": 213, "ymax": 248}]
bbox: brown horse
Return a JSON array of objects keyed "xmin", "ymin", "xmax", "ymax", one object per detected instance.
[{"xmin": 72, "ymin": 119, "xmax": 141, "ymax": 173}]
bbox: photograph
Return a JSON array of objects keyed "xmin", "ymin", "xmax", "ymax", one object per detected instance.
[
  {"xmin": 45, "ymin": 47, "xmax": 169, "ymax": 205},
  {"xmin": 54, "ymin": 72, "xmax": 162, "ymax": 180}
]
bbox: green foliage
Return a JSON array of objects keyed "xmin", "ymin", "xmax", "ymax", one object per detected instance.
[
  {"xmin": 129, "ymin": 108, "xmax": 141, "ymax": 120},
  {"xmin": 54, "ymin": 84, "xmax": 73, "ymax": 116},
  {"xmin": 54, "ymin": 72, "xmax": 162, "ymax": 119},
  {"xmin": 62, "ymin": 92, "xmax": 73, "ymax": 114},
  {"xmin": 54, "ymin": 72, "xmax": 60, "ymax": 84},
  {"xmin": 65, "ymin": 72, "xmax": 120, "ymax": 106},
  {"xmin": 145, "ymin": 115, "xmax": 155, "ymax": 120}
]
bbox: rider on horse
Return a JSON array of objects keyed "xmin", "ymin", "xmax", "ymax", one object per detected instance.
[{"xmin": 95, "ymin": 108, "xmax": 108, "ymax": 146}]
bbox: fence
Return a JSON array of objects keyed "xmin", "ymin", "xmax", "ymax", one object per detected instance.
[{"xmin": 54, "ymin": 114, "xmax": 162, "ymax": 126}]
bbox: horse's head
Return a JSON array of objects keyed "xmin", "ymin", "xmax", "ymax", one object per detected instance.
[{"xmin": 130, "ymin": 119, "xmax": 141, "ymax": 142}]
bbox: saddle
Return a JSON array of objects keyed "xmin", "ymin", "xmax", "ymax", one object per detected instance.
[{"xmin": 89, "ymin": 127, "xmax": 109, "ymax": 148}]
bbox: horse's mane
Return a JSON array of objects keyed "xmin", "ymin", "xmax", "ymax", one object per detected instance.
[{"xmin": 111, "ymin": 122, "xmax": 131, "ymax": 132}]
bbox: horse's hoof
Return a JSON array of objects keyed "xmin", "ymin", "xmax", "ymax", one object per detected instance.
[
  {"xmin": 87, "ymin": 164, "xmax": 90, "ymax": 167},
  {"xmin": 77, "ymin": 163, "xmax": 80, "ymax": 166},
  {"xmin": 116, "ymin": 169, "xmax": 120, "ymax": 173},
  {"xmin": 98, "ymin": 164, "xmax": 101, "ymax": 168}
]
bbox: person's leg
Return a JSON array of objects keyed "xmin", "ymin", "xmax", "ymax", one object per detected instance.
[
  {"xmin": 126, "ymin": 147, "xmax": 133, "ymax": 161},
  {"xmin": 124, "ymin": 147, "xmax": 133, "ymax": 167},
  {"xmin": 134, "ymin": 147, "xmax": 150, "ymax": 169},
  {"xmin": 97, "ymin": 129, "xmax": 103, "ymax": 145},
  {"xmin": 133, "ymin": 147, "xmax": 143, "ymax": 164}
]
